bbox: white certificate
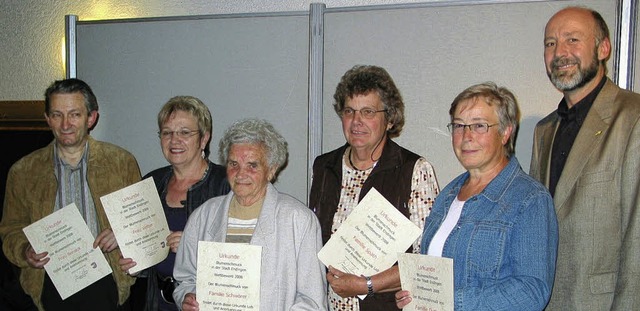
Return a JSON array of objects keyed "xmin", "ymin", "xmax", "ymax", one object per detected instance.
[
  {"xmin": 196, "ymin": 241, "xmax": 262, "ymax": 311},
  {"xmin": 22, "ymin": 204, "xmax": 112, "ymax": 300},
  {"xmin": 317, "ymin": 188, "xmax": 422, "ymax": 276},
  {"xmin": 100, "ymin": 177, "xmax": 170, "ymax": 274},
  {"xmin": 398, "ymin": 253, "xmax": 454, "ymax": 311}
]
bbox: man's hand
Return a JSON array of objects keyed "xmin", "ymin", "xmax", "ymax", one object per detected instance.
[{"xmin": 24, "ymin": 245, "xmax": 49, "ymax": 269}]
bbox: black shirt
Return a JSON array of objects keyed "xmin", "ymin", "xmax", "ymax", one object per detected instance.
[{"xmin": 549, "ymin": 77, "xmax": 607, "ymax": 197}]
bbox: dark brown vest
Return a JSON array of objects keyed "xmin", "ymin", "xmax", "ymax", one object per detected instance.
[{"xmin": 308, "ymin": 139, "xmax": 419, "ymax": 311}]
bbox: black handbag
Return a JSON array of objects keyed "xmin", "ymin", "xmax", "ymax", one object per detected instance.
[{"xmin": 157, "ymin": 275, "xmax": 176, "ymax": 304}]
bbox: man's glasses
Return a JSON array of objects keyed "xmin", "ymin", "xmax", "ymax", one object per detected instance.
[
  {"xmin": 447, "ymin": 123, "xmax": 498, "ymax": 135},
  {"xmin": 158, "ymin": 129, "xmax": 199, "ymax": 139},
  {"xmin": 340, "ymin": 107, "xmax": 387, "ymax": 119}
]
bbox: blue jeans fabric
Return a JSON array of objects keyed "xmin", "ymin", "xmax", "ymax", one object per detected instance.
[{"xmin": 421, "ymin": 157, "xmax": 558, "ymax": 310}]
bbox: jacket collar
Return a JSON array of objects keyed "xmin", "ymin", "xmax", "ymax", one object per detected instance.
[
  {"xmin": 447, "ymin": 156, "xmax": 521, "ymax": 204},
  {"xmin": 324, "ymin": 138, "xmax": 405, "ymax": 177},
  {"xmin": 43, "ymin": 136, "xmax": 96, "ymax": 171},
  {"xmin": 157, "ymin": 160, "xmax": 213, "ymax": 191},
  {"xmin": 208, "ymin": 183, "xmax": 279, "ymax": 242}
]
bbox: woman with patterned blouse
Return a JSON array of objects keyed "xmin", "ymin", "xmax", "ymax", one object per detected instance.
[{"xmin": 309, "ymin": 65, "xmax": 439, "ymax": 311}]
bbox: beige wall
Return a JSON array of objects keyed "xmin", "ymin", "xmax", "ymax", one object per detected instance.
[{"xmin": 0, "ymin": 0, "xmax": 429, "ymax": 100}]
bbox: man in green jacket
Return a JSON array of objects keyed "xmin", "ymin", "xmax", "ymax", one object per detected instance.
[
  {"xmin": 0, "ymin": 78, "xmax": 141, "ymax": 310},
  {"xmin": 530, "ymin": 7, "xmax": 640, "ymax": 310}
]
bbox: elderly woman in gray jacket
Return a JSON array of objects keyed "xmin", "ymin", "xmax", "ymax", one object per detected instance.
[{"xmin": 173, "ymin": 119, "xmax": 327, "ymax": 310}]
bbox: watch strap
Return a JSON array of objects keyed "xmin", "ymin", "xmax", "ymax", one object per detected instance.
[{"xmin": 364, "ymin": 275, "xmax": 374, "ymax": 297}]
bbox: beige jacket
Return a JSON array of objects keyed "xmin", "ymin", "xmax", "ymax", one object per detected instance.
[
  {"xmin": 530, "ymin": 79, "xmax": 640, "ymax": 310},
  {"xmin": 0, "ymin": 136, "xmax": 141, "ymax": 310}
]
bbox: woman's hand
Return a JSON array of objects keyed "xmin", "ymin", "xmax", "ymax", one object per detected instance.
[
  {"xmin": 326, "ymin": 266, "xmax": 367, "ymax": 298},
  {"xmin": 94, "ymin": 228, "xmax": 118, "ymax": 253},
  {"xmin": 395, "ymin": 290, "xmax": 412, "ymax": 308},
  {"xmin": 182, "ymin": 293, "xmax": 199, "ymax": 311},
  {"xmin": 118, "ymin": 256, "xmax": 138, "ymax": 275},
  {"xmin": 167, "ymin": 231, "xmax": 183, "ymax": 253}
]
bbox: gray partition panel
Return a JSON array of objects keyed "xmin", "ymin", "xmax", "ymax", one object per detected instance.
[
  {"xmin": 636, "ymin": 38, "xmax": 640, "ymax": 92},
  {"xmin": 635, "ymin": 1, "xmax": 640, "ymax": 92},
  {"xmin": 76, "ymin": 14, "xmax": 310, "ymax": 202},
  {"xmin": 322, "ymin": 0, "xmax": 617, "ymax": 186}
]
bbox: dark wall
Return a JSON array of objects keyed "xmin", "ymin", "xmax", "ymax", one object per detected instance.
[
  {"xmin": 0, "ymin": 130, "xmax": 53, "ymax": 209},
  {"xmin": 0, "ymin": 130, "xmax": 52, "ymax": 311}
]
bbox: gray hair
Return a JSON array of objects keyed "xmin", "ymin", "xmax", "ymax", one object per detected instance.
[
  {"xmin": 449, "ymin": 82, "xmax": 520, "ymax": 156},
  {"xmin": 218, "ymin": 119, "xmax": 288, "ymax": 174}
]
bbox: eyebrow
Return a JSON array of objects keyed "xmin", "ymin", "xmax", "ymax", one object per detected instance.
[
  {"xmin": 453, "ymin": 117, "xmax": 490, "ymax": 122},
  {"xmin": 50, "ymin": 109, "xmax": 82, "ymax": 114},
  {"xmin": 546, "ymin": 30, "xmax": 586, "ymax": 39}
]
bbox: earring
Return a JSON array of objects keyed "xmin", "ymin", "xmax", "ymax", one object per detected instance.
[{"xmin": 201, "ymin": 150, "xmax": 206, "ymax": 159}]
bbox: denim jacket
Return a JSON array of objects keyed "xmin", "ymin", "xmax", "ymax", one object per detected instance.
[{"xmin": 420, "ymin": 157, "xmax": 558, "ymax": 310}]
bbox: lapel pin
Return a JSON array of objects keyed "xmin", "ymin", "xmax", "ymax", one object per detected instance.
[{"xmin": 595, "ymin": 130, "xmax": 602, "ymax": 136}]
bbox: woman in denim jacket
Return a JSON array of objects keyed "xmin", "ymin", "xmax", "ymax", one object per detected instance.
[{"xmin": 396, "ymin": 82, "xmax": 558, "ymax": 310}]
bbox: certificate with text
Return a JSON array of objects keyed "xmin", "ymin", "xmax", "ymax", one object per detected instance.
[
  {"xmin": 100, "ymin": 177, "xmax": 170, "ymax": 274},
  {"xmin": 196, "ymin": 241, "xmax": 262, "ymax": 311},
  {"xmin": 398, "ymin": 253, "xmax": 454, "ymax": 311},
  {"xmin": 23, "ymin": 204, "xmax": 112, "ymax": 300},
  {"xmin": 317, "ymin": 188, "xmax": 422, "ymax": 276}
]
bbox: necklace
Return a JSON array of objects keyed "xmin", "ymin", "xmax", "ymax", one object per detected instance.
[
  {"xmin": 348, "ymin": 147, "xmax": 374, "ymax": 171},
  {"xmin": 200, "ymin": 160, "xmax": 210, "ymax": 178}
]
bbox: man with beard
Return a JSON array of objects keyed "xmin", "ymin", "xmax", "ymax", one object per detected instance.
[{"xmin": 529, "ymin": 6, "xmax": 640, "ymax": 310}]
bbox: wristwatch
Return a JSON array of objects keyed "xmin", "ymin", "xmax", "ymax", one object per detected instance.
[{"xmin": 364, "ymin": 275, "xmax": 374, "ymax": 297}]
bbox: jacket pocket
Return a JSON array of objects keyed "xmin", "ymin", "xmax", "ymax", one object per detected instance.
[
  {"xmin": 577, "ymin": 170, "xmax": 614, "ymax": 187},
  {"xmin": 468, "ymin": 223, "xmax": 507, "ymax": 277},
  {"xmin": 589, "ymin": 272, "xmax": 615, "ymax": 294}
]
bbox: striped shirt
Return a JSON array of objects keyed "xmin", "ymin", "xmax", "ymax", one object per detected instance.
[
  {"xmin": 53, "ymin": 143, "xmax": 99, "ymax": 237},
  {"xmin": 225, "ymin": 195, "xmax": 263, "ymax": 243}
]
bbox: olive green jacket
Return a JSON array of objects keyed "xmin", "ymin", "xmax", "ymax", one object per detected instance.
[
  {"xmin": 530, "ymin": 79, "xmax": 640, "ymax": 310},
  {"xmin": 0, "ymin": 136, "xmax": 141, "ymax": 310}
]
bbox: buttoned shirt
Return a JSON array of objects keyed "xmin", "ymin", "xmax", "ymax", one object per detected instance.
[{"xmin": 549, "ymin": 77, "xmax": 606, "ymax": 196}]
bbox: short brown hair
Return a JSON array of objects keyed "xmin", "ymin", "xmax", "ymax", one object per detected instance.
[{"xmin": 333, "ymin": 65, "xmax": 405, "ymax": 138}]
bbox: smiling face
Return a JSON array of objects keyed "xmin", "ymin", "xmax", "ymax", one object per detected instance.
[
  {"xmin": 544, "ymin": 8, "xmax": 609, "ymax": 93},
  {"xmin": 45, "ymin": 92, "xmax": 97, "ymax": 151},
  {"xmin": 226, "ymin": 143, "xmax": 275, "ymax": 206},
  {"xmin": 452, "ymin": 98, "xmax": 511, "ymax": 176},
  {"xmin": 160, "ymin": 110, "xmax": 209, "ymax": 168},
  {"xmin": 341, "ymin": 92, "xmax": 391, "ymax": 152}
]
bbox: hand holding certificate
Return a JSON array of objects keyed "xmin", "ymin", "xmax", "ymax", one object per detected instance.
[
  {"xmin": 317, "ymin": 188, "xmax": 422, "ymax": 276},
  {"xmin": 398, "ymin": 253, "xmax": 454, "ymax": 311},
  {"xmin": 196, "ymin": 241, "xmax": 262, "ymax": 311},
  {"xmin": 100, "ymin": 177, "xmax": 170, "ymax": 274},
  {"xmin": 22, "ymin": 204, "xmax": 112, "ymax": 300}
]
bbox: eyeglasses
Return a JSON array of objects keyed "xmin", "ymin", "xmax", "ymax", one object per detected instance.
[
  {"xmin": 340, "ymin": 107, "xmax": 387, "ymax": 119},
  {"xmin": 447, "ymin": 123, "xmax": 499, "ymax": 135},
  {"xmin": 158, "ymin": 129, "xmax": 199, "ymax": 139}
]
